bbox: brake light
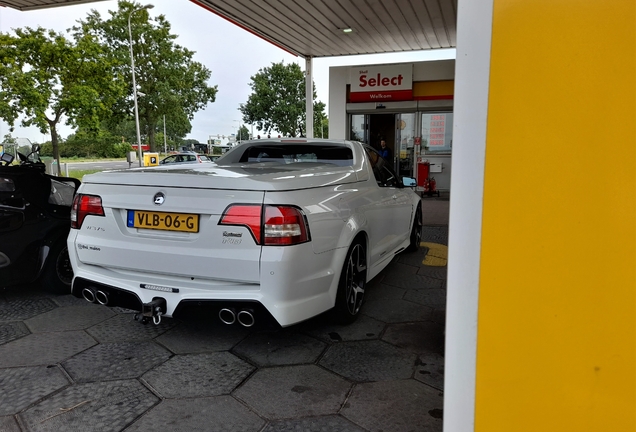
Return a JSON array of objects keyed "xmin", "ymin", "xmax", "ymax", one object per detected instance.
[
  {"xmin": 219, "ymin": 204, "xmax": 262, "ymax": 242},
  {"xmin": 71, "ymin": 194, "xmax": 105, "ymax": 229},
  {"xmin": 219, "ymin": 204, "xmax": 310, "ymax": 246},
  {"xmin": 263, "ymin": 205, "xmax": 309, "ymax": 245}
]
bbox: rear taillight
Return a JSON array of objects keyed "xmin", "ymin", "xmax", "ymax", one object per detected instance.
[
  {"xmin": 71, "ymin": 194, "xmax": 105, "ymax": 229},
  {"xmin": 218, "ymin": 204, "xmax": 262, "ymax": 242},
  {"xmin": 219, "ymin": 204, "xmax": 310, "ymax": 246},
  {"xmin": 263, "ymin": 205, "xmax": 309, "ymax": 245}
]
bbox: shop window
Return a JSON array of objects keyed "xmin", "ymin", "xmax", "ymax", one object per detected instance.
[{"xmin": 421, "ymin": 113, "xmax": 453, "ymax": 154}]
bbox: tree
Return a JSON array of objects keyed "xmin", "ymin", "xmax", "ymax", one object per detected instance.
[
  {"xmin": 0, "ymin": 27, "xmax": 124, "ymax": 170},
  {"xmin": 237, "ymin": 125, "xmax": 250, "ymax": 141},
  {"xmin": 74, "ymin": 1, "xmax": 218, "ymax": 152},
  {"xmin": 240, "ymin": 62, "xmax": 326, "ymax": 137},
  {"xmin": 315, "ymin": 114, "xmax": 329, "ymax": 139}
]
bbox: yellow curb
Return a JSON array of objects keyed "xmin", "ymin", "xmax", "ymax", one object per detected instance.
[{"xmin": 421, "ymin": 242, "xmax": 448, "ymax": 267}]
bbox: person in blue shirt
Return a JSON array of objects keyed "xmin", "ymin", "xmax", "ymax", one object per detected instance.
[{"xmin": 379, "ymin": 139, "xmax": 392, "ymax": 160}]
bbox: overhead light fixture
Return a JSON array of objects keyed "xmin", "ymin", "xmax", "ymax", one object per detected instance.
[{"xmin": 342, "ymin": 28, "xmax": 354, "ymax": 33}]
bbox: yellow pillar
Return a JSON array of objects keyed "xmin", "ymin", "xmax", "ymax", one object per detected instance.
[{"xmin": 473, "ymin": 0, "xmax": 635, "ymax": 430}]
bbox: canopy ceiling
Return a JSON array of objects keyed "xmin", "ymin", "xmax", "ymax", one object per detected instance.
[{"xmin": 1, "ymin": 0, "xmax": 457, "ymax": 58}]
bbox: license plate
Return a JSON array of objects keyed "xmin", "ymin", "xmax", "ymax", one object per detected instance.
[{"xmin": 127, "ymin": 210, "xmax": 199, "ymax": 233}]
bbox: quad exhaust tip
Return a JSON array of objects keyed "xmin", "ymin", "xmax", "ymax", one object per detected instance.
[
  {"xmin": 219, "ymin": 308, "xmax": 255, "ymax": 327},
  {"xmin": 95, "ymin": 290, "xmax": 109, "ymax": 306},
  {"xmin": 82, "ymin": 287, "xmax": 96, "ymax": 303},
  {"xmin": 237, "ymin": 310, "xmax": 255, "ymax": 327},
  {"xmin": 219, "ymin": 308, "xmax": 236, "ymax": 325}
]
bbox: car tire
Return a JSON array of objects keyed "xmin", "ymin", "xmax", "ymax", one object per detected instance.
[
  {"xmin": 41, "ymin": 240, "xmax": 73, "ymax": 294},
  {"xmin": 333, "ymin": 238, "xmax": 367, "ymax": 324},
  {"xmin": 406, "ymin": 204, "xmax": 422, "ymax": 252}
]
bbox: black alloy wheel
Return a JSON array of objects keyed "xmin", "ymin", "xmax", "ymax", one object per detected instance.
[
  {"xmin": 333, "ymin": 239, "xmax": 367, "ymax": 324},
  {"xmin": 406, "ymin": 204, "xmax": 423, "ymax": 252}
]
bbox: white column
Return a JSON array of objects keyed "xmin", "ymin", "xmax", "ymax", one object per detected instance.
[
  {"xmin": 444, "ymin": 0, "xmax": 494, "ymax": 430},
  {"xmin": 305, "ymin": 57, "xmax": 314, "ymax": 138}
]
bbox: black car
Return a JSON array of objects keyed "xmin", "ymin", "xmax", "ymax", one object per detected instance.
[{"xmin": 0, "ymin": 146, "xmax": 80, "ymax": 293}]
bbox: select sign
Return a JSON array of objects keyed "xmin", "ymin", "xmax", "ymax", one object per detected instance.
[{"xmin": 349, "ymin": 63, "xmax": 413, "ymax": 102}]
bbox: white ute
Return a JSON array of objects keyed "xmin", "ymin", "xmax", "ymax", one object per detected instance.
[{"xmin": 68, "ymin": 139, "xmax": 422, "ymax": 327}]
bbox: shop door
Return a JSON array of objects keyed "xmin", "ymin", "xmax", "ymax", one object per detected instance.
[
  {"xmin": 350, "ymin": 113, "xmax": 408, "ymax": 174},
  {"xmin": 349, "ymin": 114, "xmax": 369, "ymax": 144},
  {"xmin": 396, "ymin": 113, "xmax": 416, "ymax": 177}
]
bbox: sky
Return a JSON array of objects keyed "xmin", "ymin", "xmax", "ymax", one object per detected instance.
[{"xmin": 0, "ymin": 0, "xmax": 455, "ymax": 143}]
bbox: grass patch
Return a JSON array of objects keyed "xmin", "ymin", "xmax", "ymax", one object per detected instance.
[
  {"xmin": 67, "ymin": 169, "xmax": 102, "ymax": 181},
  {"xmin": 61, "ymin": 157, "xmax": 127, "ymax": 163}
]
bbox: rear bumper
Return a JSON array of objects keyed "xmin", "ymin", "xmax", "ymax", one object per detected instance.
[
  {"xmin": 71, "ymin": 277, "xmax": 279, "ymax": 326},
  {"xmin": 69, "ymin": 242, "xmax": 349, "ymax": 327}
]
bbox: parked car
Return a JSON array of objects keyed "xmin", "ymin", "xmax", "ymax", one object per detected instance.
[
  {"xmin": 159, "ymin": 153, "xmax": 212, "ymax": 165},
  {"xmin": 67, "ymin": 139, "xmax": 422, "ymax": 327},
  {"xmin": 0, "ymin": 146, "xmax": 80, "ymax": 293}
]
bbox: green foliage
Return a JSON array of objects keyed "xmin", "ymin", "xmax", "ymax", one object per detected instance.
[
  {"xmin": 2, "ymin": 134, "xmax": 16, "ymax": 144},
  {"xmin": 40, "ymin": 132, "xmax": 132, "ymax": 158},
  {"xmin": 73, "ymin": 1, "xmax": 218, "ymax": 152},
  {"xmin": 315, "ymin": 115, "xmax": 329, "ymax": 139},
  {"xmin": 240, "ymin": 61, "xmax": 327, "ymax": 137},
  {"xmin": 0, "ymin": 26, "xmax": 125, "ymax": 168},
  {"xmin": 237, "ymin": 125, "xmax": 250, "ymax": 141}
]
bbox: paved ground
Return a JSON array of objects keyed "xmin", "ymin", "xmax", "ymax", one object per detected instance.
[{"xmin": 0, "ymin": 198, "xmax": 448, "ymax": 432}]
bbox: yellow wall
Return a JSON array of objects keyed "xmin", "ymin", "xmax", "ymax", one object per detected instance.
[{"xmin": 475, "ymin": 0, "xmax": 635, "ymax": 430}]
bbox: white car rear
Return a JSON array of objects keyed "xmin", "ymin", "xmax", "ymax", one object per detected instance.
[{"xmin": 67, "ymin": 139, "xmax": 421, "ymax": 327}]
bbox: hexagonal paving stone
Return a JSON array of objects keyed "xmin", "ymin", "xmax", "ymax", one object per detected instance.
[
  {"xmin": 0, "ymin": 366, "xmax": 69, "ymax": 416},
  {"xmin": 417, "ymin": 265, "xmax": 448, "ymax": 280},
  {"xmin": 51, "ymin": 294, "xmax": 97, "ymax": 307},
  {"xmin": 233, "ymin": 330, "xmax": 326, "ymax": 367},
  {"xmin": 362, "ymin": 296, "xmax": 432, "ymax": 323},
  {"xmin": 263, "ymin": 415, "xmax": 366, "ymax": 432},
  {"xmin": 86, "ymin": 312, "xmax": 179, "ymax": 343},
  {"xmin": 319, "ymin": 340, "xmax": 417, "ymax": 382},
  {"xmin": 380, "ymin": 261, "xmax": 419, "ymax": 280},
  {"xmin": 302, "ymin": 315, "xmax": 385, "ymax": 343},
  {"xmin": 403, "ymin": 288, "xmax": 447, "ymax": 309},
  {"xmin": 0, "ymin": 416, "xmax": 20, "ymax": 432},
  {"xmin": 382, "ymin": 321, "xmax": 445, "ymax": 355},
  {"xmin": 234, "ymin": 365, "xmax": 351, "ymax": 419},
  {"xmin": 421, "ymin": 226, "xmax": 448, "ymax": 244},
  {"xmin": 156, "ymin": 320, "xmax": 251, "ymax": 354},
  {"xmin": 364, "ymin": 284, "xmax": 406, "ymax": 302},
  {"xmin": 0, "ymin": 331, "xmax": 96, "ymax": 367},
  {"xmin": 126, "ymin": 396, "xmax": 265, "ymax": 432},
  {"xmin": 396, "ymin": 247, "xmax": 429, "ymax": 268},
  {"xmin": 342, "ymin": 380, "xmax": 443, "ymax": 432},
  {"xmin": 18, "ymin": 379, "xmax": 158, "ymax": 432},
  {"xmin": 0, "ymin": 322, "xmax": 29, "ymax": 345},
  {"xmin": 0, "ymin": 298, "xmax": 57, "ymax": 322},
  {"xmin": 25, "ymin": 305, "xmax": 115, "ymax": 332},
  {"xmin": 415, "ymin": 352, "xmax": 445, "ymax": 391},
  {"xmin": 142, "ymin": 352, "xmax": 254, "ymax": 398},
  {"xmin": 62, "ymin": 341, "xmax": 171, "ymax": 382},
  {"xmin": 381, "ymin": 272, "xmax": 445, "ymax": 290}
]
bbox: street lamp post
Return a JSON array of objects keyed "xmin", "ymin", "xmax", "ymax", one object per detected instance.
[{"xmin": 128, "ymin": 4, "xmax": 154, "ymax": 167}]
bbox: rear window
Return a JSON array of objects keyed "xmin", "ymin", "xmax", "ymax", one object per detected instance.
[{"xmin": 238, "ymin": 145, "xmax": 353, "ymax": 167}]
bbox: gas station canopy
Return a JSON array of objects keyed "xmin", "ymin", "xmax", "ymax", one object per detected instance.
[{"xmin": 0, "ymin": 0, "xmax": 457, "ymax": 57}]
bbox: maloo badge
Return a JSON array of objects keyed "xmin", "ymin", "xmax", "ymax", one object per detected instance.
[{"xmin": 153, "ymin": 192, "xmax": 165, "ymax": 205}]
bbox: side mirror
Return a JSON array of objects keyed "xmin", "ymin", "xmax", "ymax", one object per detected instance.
[
  {"xmin": 31, "ymin": 144, "xmax": 41, "ymax": 153},
  {"xmin": 401, "ymin": 176, "xmax": 417, "ymax": 187}
]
